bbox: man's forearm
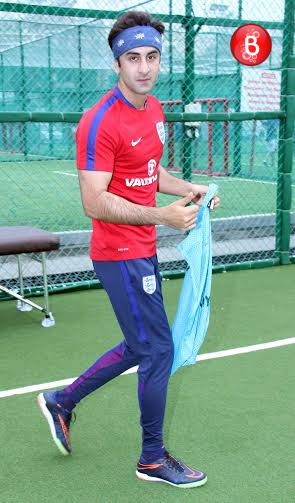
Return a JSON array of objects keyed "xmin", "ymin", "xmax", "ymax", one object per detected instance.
[
  {"xmin": 157, "ymin": 166, "xmax": 193, "ymax": 196},
  {"xmin": 85, "ymin": 190, "xmax": 165, "ymax": 225}
]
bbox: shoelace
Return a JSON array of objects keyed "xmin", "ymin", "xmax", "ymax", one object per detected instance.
[
  {"xmin": 71, "ymin": 411, "xmax": 77, "ymax": 426},
  {"xmin": 65, "ymin": 410, "xmax": 77, "ymax": 429},
  {"xmin": 164, "ymin": 452, "xmax": 184, "ymax": 473}
]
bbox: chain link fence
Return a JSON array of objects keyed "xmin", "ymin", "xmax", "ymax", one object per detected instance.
[{"xmin": 0, "ymin": 0, "xmax": 294, "ymax": 297}]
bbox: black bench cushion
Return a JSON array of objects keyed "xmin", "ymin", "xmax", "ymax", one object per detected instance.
[{"xmin": 0, "ymin": 226, "xmax": 60, "ymax": 256}]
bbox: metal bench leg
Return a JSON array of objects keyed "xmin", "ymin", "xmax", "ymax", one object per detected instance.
[
  {"xmin": 16, "ymin": 255, "xmax": 32, "ymax": 312},
  {"xmin": 41, "ymin": 251, "xmax": 55, "ymax": 327}
]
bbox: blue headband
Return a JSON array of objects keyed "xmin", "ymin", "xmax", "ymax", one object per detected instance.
[{"xmin": 112, "ymin": 26, "xmax": 162, "ymax": 59}]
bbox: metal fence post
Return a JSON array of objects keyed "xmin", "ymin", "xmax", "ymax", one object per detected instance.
[
  {"xmin": 0, "ymin": 53, "xmax": 4, "ymax": 110},
  {"xmin": 48, "ymin": 36, "xmax": 54, "ymax": 157},
  {"xmin": 276, "ymin": 0, "xmax": 294, "ymax": 265},
  {"xmin": 19, "ymin": 21, "xmax": 28, "ymax": 159},
  {"xmin": 233, "ymin": 0, "xmax": 242, "ymax": 176},
  {"xmin": 182, "ymin": 0, "xmax": 195, "ymax": 181},
  {"xmin": 78, "ymin": 25, "xmax": 83, "ymax": 112}
]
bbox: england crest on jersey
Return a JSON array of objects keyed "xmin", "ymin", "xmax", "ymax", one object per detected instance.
[
  {"xmin": 156, "ymin": 121, "xmax": 165, "ymax": 145},
  {"xmin": 142, "ymin": 275, "xmax": 156, "ymax": 294}
]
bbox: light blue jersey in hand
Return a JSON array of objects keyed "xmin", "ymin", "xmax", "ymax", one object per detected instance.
[{"xmin": 171, "ymin": 184, "xmax": 219, "ymax": 375}]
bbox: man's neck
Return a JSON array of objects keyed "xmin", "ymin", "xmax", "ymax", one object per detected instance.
[{"xmin": 117, "ymin": 81, "xmax": 147, "ymax": 110}]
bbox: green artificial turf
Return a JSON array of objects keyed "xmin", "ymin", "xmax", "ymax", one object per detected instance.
[
  {"xmin": 1, "ymin": 160, "xmax": 294, "ymax": 231},
  {"xmin": 0, "ymin": 265, "xmax": 294, "ymax": 502}
]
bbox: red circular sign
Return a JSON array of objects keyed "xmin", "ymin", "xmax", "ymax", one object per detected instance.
[{"xmin": 230, "ymin": 24, "xmax": 272, "ymax": 66}]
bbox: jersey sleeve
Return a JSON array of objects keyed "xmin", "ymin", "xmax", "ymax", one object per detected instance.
[{"xmin": 76, "ymin": 113, "xmax": 118, "ymax": 172}]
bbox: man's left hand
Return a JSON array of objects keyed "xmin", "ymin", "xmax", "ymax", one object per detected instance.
[{"xmin": 190, "ymin": 184, "xmax": 220, "ymax": 211}]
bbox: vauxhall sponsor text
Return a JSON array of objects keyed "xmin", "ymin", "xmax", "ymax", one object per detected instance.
[{"xmin": 125, "ymin": 174, "xmax": 158, "ymax": 187}]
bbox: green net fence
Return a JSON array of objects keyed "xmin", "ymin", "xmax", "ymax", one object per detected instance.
[{"xmin": 0, "ymin": 0, "xmax": 294, "ymax": 297}]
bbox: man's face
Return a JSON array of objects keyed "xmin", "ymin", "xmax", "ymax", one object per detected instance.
[{"xmin": 115, "ymin": 46, "xmax": 160, "ymax": 95}]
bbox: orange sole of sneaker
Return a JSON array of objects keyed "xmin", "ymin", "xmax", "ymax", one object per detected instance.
[{"xmin": 37, "ymin": 393, "xmax": 71, "ymax": 456}]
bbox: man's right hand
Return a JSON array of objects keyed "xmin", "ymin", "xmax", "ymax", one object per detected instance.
[{"xmin": 161, "ymin": 192, "xmax": 199, "ymax": 231}]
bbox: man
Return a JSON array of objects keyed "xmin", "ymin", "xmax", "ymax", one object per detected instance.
[{"xmin": 38, "ymin": 10, "xmax": 219, "ymax": 489}]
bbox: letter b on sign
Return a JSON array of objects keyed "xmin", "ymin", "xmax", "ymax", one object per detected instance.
[
  {"xmin": 245, "ymin": 36, "xmax": 259, "ymax": 56},
  {"xmin": 230, "ymin": 24, "xmax": 272, "ymax": 66}
]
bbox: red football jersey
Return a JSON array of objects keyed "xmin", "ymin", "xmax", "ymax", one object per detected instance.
[{"xmin": 76, "ymin": 86, "xmax": 165, "ymax": 261}]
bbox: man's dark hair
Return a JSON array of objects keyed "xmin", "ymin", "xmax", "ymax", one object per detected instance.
[{"xmin": 108, "ymin": 11, "xmax": 165, "ymax": 51}]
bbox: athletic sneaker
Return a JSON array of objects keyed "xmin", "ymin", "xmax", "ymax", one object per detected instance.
[
  {"xmin": 136, "ymin": 451, "xmax": 207, "ymax": 488},
  {"xmin": 37, "ymin": 391, "xmax": 73, "ymax": 456}
]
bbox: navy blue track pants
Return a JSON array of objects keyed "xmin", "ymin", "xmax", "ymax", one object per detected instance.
[{"xmin": 59, "ymin": 255, "xmax": 174, "ymax": 459}]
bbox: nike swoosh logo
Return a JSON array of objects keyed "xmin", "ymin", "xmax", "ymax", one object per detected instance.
[
  {"xmin": 138, "ymin": 463, "xmax": 163, "ymax": 469},
  {"xmin": 131, "ymin": 137, "xmax": 142, "ymax": 147},
  {"xmin": 185, "ymin": 466, "xmax": 204, "ymax": 479}
]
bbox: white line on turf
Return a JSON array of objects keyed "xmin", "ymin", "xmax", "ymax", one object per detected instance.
[
  {"xmin": 53, "ymin": 170, "xmax": 295, "ymax": 189},
  {"xmin": 0, "ymin": 337, "xmax": 294, "ymax": 399},
  {"xmin": 221, "ymin": 177, "xmax": 295, "ymax": 188},
  {"xmin": 53, "ymin": 171, "xmax": 77, "ymax": 177},
  {"xmin": 169, "ymin": 171, "xmax": 295, "ymax": 188},
  {"xmin": 219, "ymin": 177, "xmax": 278, "ymax": 186}
]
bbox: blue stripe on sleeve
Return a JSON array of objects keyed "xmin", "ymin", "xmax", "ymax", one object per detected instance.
[{"xmin": 86, "ymin": 92, "xmax": 119, "ymax": 170}]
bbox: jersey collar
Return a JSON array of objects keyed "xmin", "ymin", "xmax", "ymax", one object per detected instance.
[{"xmin": 114, "ymin": 86, "xmax": 147, "ymax": 110}]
